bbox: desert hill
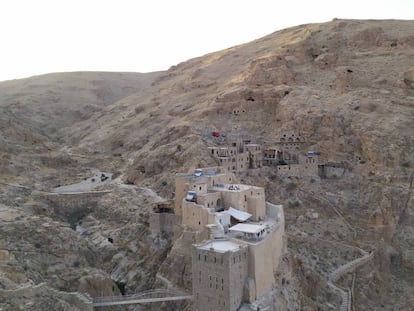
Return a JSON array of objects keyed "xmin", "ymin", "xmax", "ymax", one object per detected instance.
[
  {"xmin": 62, "ymin": 19, "xmax": 413, "ymax": 188},
  {"xmin": 0, "ymin": 71, "xmax": 162, "ymax": 138},
  {"xmin": 0, "ymin": 19, "xmax": 413, "ymax": 310}
]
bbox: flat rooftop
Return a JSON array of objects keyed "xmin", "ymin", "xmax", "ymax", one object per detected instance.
[
  {"xmin": 197, "ymin": 240, "xmax": 242, "ymax": 253},
  {"xmin": 229, "ymin": 223, "xmax": 267, "ymax": 234},
  {"xmin": 176, "ymin": 170, "xmax": 223, "ymax": 179}
]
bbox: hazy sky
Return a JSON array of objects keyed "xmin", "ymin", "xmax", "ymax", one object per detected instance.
[{"xmin": 0, "ymin": 0, "xmax": 412, "ymax": 82}]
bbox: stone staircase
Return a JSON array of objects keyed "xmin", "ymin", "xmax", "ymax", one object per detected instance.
[
  {"xmin": 330, "ymin": 251, "xmax": 373, "ymax": 283},
  {"xmin": 328, "ymin": 251, "xmax": 373, "ymax": 311}
]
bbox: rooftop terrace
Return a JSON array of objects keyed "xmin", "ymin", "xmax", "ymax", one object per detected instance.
[{"xmin": 197, "ymin": 240, "xmax": 243, "ymax": 253}]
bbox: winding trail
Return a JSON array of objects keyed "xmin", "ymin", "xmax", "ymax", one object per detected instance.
[
  {"xmin": 288, "ymin": 233, "xmax": 373, "ymax": 311},
  {"xmin": 328, "ymin": 251, "xmax": 373, "ymax": 311}
]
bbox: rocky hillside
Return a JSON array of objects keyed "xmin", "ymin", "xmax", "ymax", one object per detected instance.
[
  {"xmin": 0, "ymin": 71, "xmax": 161, "ymax": 138},
  {"xmin": 0, "ymin": 19, "xmax": 413, "ymax": 310}
]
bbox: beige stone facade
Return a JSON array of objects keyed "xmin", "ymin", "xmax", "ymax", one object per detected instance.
[
  {"xmin": 209, "ymin": 133, "xmax": 324, "ymax": 178},
  {"xmin": 209, "ymin": 139, "xmax": 249, "ymax": 173},
  {"xmin": 192, "ymin": 240, "xmax": 248, "ymax": 311},
  {"xmin": 172, "ymin": 166, "xmax": 286, "ymax": 310},
  {"xmin": 190, "ymin": 203, "xmax": 286, "ymax": 310}
]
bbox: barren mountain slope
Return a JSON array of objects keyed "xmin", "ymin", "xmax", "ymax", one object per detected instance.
[
  {"xmin": 0, "ymin": 71, "xmax": 162, "ymax": 138},
  {"xmin": 0, "ymin": 71, "xmax": 162, "ymax": 182},
  {"xmin": 62, "ymin": 19, "xmax": 413, "ymax": 309},
  {"xmin": 0, "ymin": 19, "xmax": 413, "ymax": 310},
  {"xmin": 67, "ymin": 19, "xmax": 413, "ymax": 186}
]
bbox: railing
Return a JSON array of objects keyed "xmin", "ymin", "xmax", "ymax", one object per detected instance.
[{"xmin": 92, "ymin": 288, "xmax": 192, "ymax": 307}]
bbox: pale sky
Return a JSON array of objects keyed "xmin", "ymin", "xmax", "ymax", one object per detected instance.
[{"xmin": 0, "ymin": 0, "xmax": 412, "ymax": 82}]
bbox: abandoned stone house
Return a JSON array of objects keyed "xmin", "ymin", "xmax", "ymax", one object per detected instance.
[
  {"xmin": 173, "ymin": 167, "xmax": 286, "ymax": 311},
  {"xmin": 208, "ymin": 139, "xmax": 249, "ymax": 172}
]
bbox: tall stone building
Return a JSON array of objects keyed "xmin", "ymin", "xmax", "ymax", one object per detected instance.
[{"xmin": 172, "ymin": 166, "xmax": 286, "ymax": 310}]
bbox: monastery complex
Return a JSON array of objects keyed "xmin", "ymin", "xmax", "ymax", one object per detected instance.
[
  {"xmin": 148, "ymin": 132, "xmax": 346, "ymax": 310},
  {"xmin": 151, "ymin": 165, "xmax": 286, "ymax": 310},
  {"xmin": 179, "ymin": 167, "xmax": 286, "ymax": 310}
]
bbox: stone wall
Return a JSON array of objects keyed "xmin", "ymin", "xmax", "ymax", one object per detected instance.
[
  {"xmin": 182, "ymin": 201, "xmax": 214, "ymax": 231},
  {"xmin": 149, "ymin": 212, "xmax": 176, "ymax": 235},
  {"xmin": 192, "ymin": 243, "xmax": 248, "ymax": 311}
]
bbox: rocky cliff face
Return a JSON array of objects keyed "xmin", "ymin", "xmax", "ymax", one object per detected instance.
[{"xmin": 0, "ymin": 19, "xmax": 413, "ymax": 310}]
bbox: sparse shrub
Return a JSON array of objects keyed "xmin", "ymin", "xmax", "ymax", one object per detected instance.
[
  {"xmin": 161, "ymin": 180, "xmax": 167, "ymax": 186},
  {"xmin": 67, "ymin": 208, "xmax": 91, "ymax": 230},
  {"xmin": 286, "ymin": 182, "xmax": 297, "ymax": 192},
  {"xmin": 125, "ymin": 179, "xmax": 134, "ymax": 185},
  {"xmin": 287, "ymin": 197, "xmax": 301, "ymax": 208},
  {"xmin": 114, "ymin": 281, "xmax": 126, "ymax": 295},
  {"xmin": 176, "ymin": 144, "xmax": 182, "ymax": 152},
  {"xmin": 134, "ymin": 105, "xmax": 145, "ymax": 114},
  {"xmin": 400, "ymin": 161, "xmax": 410, "ymax": 168}
]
